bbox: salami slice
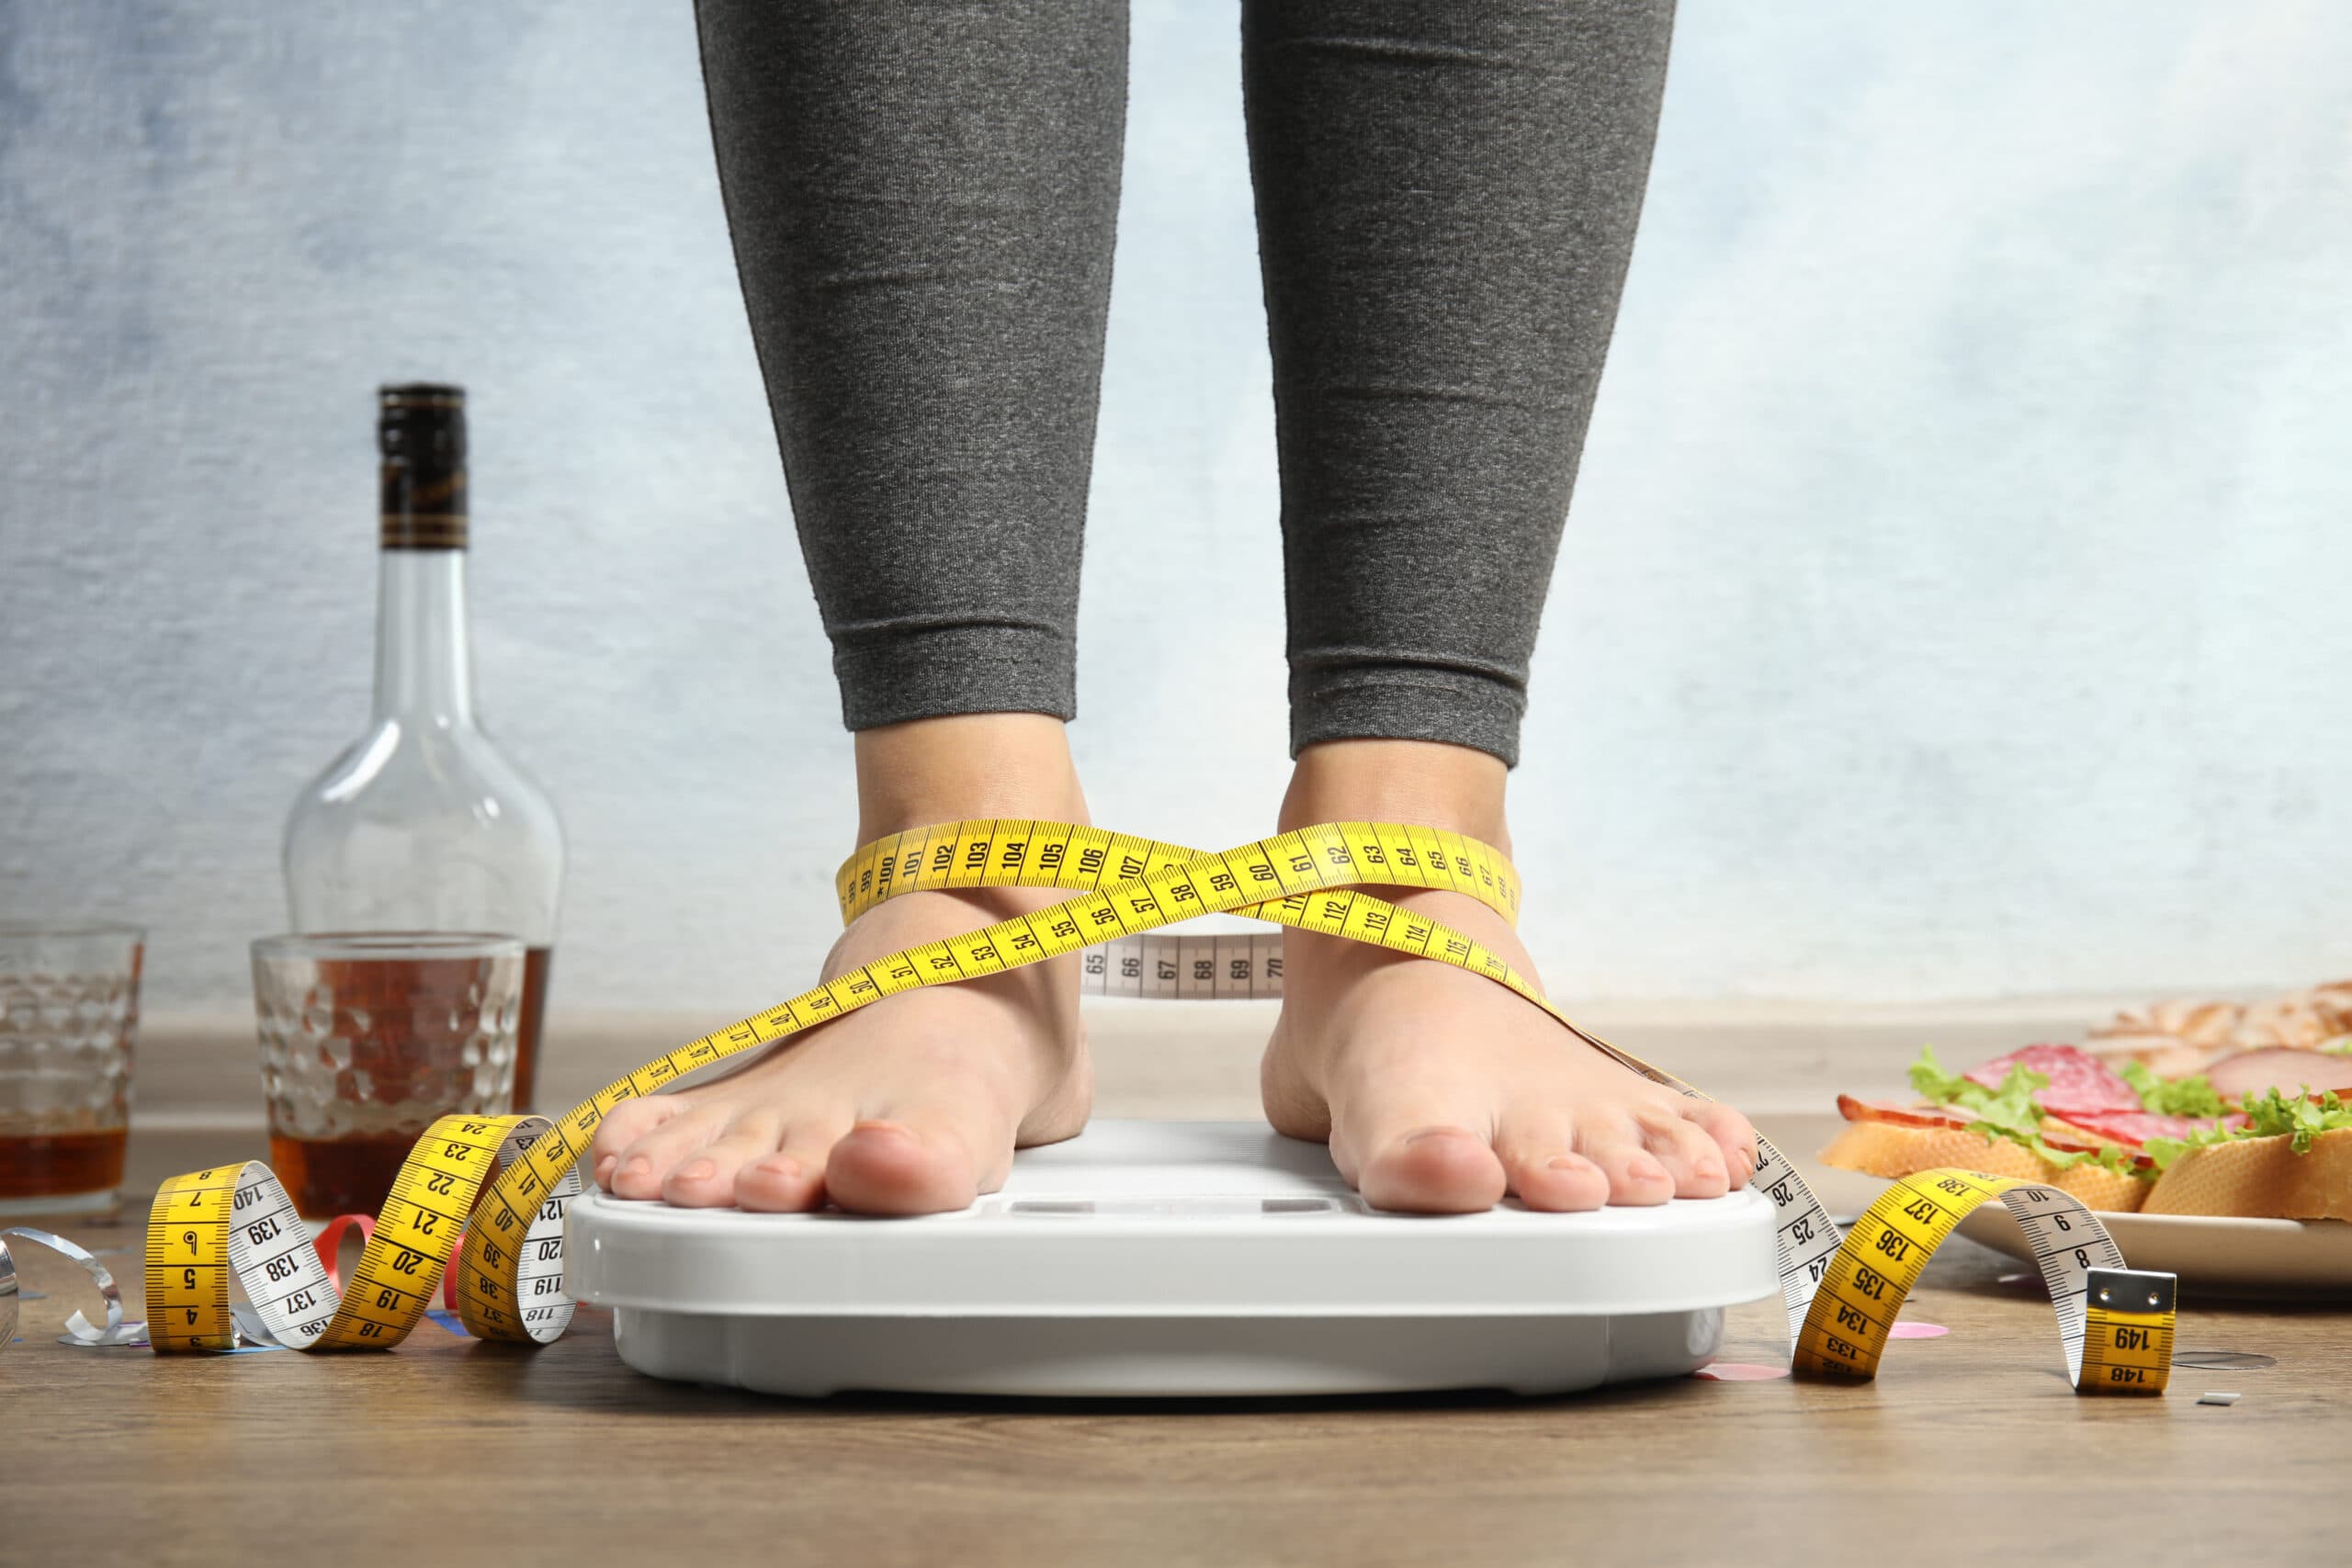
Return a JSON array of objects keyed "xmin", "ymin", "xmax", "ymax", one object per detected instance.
[
  {"xmin": 2051, "ymin": 1110, "xmax": 2190, "ymax": 1147},
  {"xmin": 2050, "ymin": 1110, "xmax": 2250, "ymax": 1148},
  {"xmin": 2202, "ymin": 1047, "xmax": 2352, "ymax": 1104},
  {"xmin": 1964, "ymin": 1043, "xmax": 2140, "ymax": 1118}
]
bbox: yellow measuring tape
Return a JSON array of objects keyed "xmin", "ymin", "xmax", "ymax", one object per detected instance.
[{"xmin": 127, "ymin": 819, "xmax": 2171, "ymax": 1393}]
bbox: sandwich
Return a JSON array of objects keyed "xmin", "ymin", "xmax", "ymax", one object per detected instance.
[{"xmin": 1821, "ymin": 1032, "xmax": 2352, "ymax": 1221}]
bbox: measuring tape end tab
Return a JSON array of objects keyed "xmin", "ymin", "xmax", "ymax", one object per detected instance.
[
  {"xmin": 2077, "ymin": 1265, "xmax": 2176, "ymax": 1396},
  {"xmin": 2086, "ymin": 1268, "xmax": 2177, "ymax": 1318}
]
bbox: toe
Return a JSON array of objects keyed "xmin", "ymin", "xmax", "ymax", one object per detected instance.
[
  {"xmin": 587, "ymin": 1094, "xmax": 678, "ymax": 1172},
  {"xmin": 1495, "ymin": 1111, "xmax": 1609, "ymax": 1212},
  {"xmin": 825, "ymin": 1118, "xmax": 987, "ymax": 1215},
  {"xmin": 1578, "ymin": 1117, "xmax": 1677, "ymax": 1206},
  {"xmin": 605, "ymin": 1105, "xmax": 724, "ymax": 1201},
  {"xmin": 734, "ymin": 1122, "xmax": 842, "ymax": 1213},
  {"xmin": 660, "ymin": 1113, "xmax": 782, "ymax": 1208},
  {"xmin": 1689, "ymin": 1101, "xmax": 1758, "ymax": 1190},
  {"xmin": 1637, "ymin": 1105, "xmax": 1730, "ymax": 1199},
  {"xmin": 823, "ymin": 1069, "xmax": 1038, "ymax": 1215},
  {"xmin": 1327, "ymin": 1066, "xmax": 1507, "ymax": 1213},
  {"xmin": 1354, "ymin": 1124, "xmax": 1508, "ymax": 1213}
]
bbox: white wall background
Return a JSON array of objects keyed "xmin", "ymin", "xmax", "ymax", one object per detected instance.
[{"xmin": 4, "ymin": 0, "xmax": 2347, "ymax": 1019}]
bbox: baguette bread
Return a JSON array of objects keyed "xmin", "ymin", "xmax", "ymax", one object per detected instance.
[
  {"xmin": 1817, "ymin": 1119, "xmax": 2150, "ymax": 1213},
  {"xmin": 2141, "ymin": 1126, "xmax": 2352, "ymax": 1221},
  {"xmin": 1822, "ymin": 1114, "xmax": 2352, "ymax": 1220},
  {"xmin": 1824, "ymin": 1033, "xmax": 2352, "ymax": 1223}
]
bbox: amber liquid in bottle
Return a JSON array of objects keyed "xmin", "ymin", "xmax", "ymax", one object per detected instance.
[
  {"xmin": 262, "ymin": 941, "xmax": 548, "ymax": 1217},
  {"xmin": 266, "ymin": 1132, "xmax": 419, "ymax": 1220},
  {"xmin": 267, "ymin": 1132, "xmax": 505, "ymax": 1220}
]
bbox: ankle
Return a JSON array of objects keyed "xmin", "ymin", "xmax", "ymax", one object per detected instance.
[
  {"xmin": 1279, "ymin": 739, "xmax": 1511, "ymax": 856},
  {"xmin": 853, "ymin": 714, "xmax": 1090, "ymax": 843}
]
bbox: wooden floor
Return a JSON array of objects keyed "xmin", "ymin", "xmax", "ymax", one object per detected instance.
[{"xmin": 6, "ymin": 1129, "xmax": 2346, "ymax": 1568}]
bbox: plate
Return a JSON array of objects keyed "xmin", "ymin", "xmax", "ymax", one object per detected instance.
[{"xmin": 1955, "ymin": 1204, "xmax": 2352, "ymax": 1297}]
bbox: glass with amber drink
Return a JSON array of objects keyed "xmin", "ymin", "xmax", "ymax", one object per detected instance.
[
  {"xmin": 0, "ymin": 922, "xmax": 144, "ymax": 1217},
  {"xmin": 251, "ymin": 931, "xmax": 523, "ymax": 1218}
]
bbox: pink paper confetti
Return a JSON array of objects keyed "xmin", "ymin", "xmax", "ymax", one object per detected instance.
[
  {"xmin": 1888, "ymin": 1321, "xmax": 1950, "ymax": 1339},
  {"xmin": 1692, "ymin": 1361, "xmax": 1790, "ymax": 1382}
]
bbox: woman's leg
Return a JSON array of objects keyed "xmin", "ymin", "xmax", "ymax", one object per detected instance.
[
  {"xmin": 590, "ymin": 0, "xmax": 1125, "ymax": 1213},
  {"xmin": 1245, "ymin": 1, "xmax": 1758, "ymax": 1210}
]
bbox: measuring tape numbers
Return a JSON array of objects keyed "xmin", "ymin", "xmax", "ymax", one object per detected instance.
[
  {"xmin": 144, "ymin": 1117, "xmax": 575, "ymax": 1352},
  {"xmin": 1793, "ymin": 1168, "xmax": 2172, "ymax": 1393},
  {"xmin": 104, "ymin": 818, "xmax": 2171, "ymax": 1392}
]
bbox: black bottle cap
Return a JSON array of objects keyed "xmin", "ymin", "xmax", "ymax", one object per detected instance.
[{"xmin": 379, "ymin": 383, "xmax": 468, "ymax": 548}]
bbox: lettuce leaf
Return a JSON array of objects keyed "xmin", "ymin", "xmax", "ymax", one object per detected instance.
[
  {"xmin": 1907, "ymin": 1043, "xmax": 1977, "ymax": 1106},
  {"xmin": 1904, "ymin": 1049, "xmax": 2352, "ymax": 1180},
  {"xmin": 2141, "ymin": 1088, "xmax": 2352, "ymax": 1170},
  {"xmin": 1905, "ymin": 1046, "xmax": 2136, "ymax": 1175},
  {"xmin": 2118, "ymin": 1059, "xmax": 2225, "ymax": 1118},
  {"xmin": 2237, "ymin": 1087, "xmax": 2352, "ymax": 1152}
]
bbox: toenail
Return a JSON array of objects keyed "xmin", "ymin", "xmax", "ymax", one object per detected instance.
[
  {"xmin": 852, "ymin": 1119, "xmax": 913, "ymax": 1140},
  {"xmin": 678, "ymin": 1158, "xmax": 717, "ymax": 1181},
  {"xmin": 753, "ymin": 1156, "xmax": 802, "ymax": 1179},
  {"xmin": 593, "ymin": 1155, "xmax": 617, "ymax": 1184},
  {"xmin": 622, "ymin": 1156, "xmax": 651, "ymax": 1177},
  {"xmin": 1629, "ymin": 1155, "xmax": 1668, "ymax": 1182},
  {"xmin": 1546, "ymin": 1156, "xmax": 1585, "ymax": 1172},
  {"xmin": 1404, "ymin": 1127, "xmax": 1464, "ymax": 1146}
]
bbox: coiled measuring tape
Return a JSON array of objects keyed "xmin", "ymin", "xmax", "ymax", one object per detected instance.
[{"xmin": 107, "ymin": 819, "xmax": 2173, "ymax": 1392}]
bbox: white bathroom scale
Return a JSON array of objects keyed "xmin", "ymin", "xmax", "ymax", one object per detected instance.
[{"xmin": 566, "ymin": 1119, "xmax": 1780, "ymax": 1398}]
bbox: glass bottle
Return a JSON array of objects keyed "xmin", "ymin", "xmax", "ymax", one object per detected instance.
[{"xmin": 283, "ymin": 384, "xmax": 564, "ymax": 1110}]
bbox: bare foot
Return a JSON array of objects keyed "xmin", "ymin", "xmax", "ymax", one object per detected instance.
[
  {"xmin": 587, "ymin": 715, "xmax": 1091, "ymax": 1214},
  {"xmin": 1261, "ymin": 740, "xmax": 1758, "ymax": 1213}
]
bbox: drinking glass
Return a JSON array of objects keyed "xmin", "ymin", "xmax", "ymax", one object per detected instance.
[
  {"xmin": 252, "ymin": 932, "xmax": 524, "ymax": 1218},
  {"xmin": 0, "ymin": 922, "xmax": 145, "ymax": 1218}
]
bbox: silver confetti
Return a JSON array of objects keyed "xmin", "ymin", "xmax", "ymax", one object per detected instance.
[{"xmin": 0, "ymin": 1226, "xmax": 148, "ymax": 1349}]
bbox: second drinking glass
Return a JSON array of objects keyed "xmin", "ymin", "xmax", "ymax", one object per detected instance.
[{"xmin": 252, "ymin": 931, "xmax": 526, "ymax": 1219}]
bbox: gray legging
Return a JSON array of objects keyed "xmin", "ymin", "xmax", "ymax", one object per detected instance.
[{"xmin": 695, "ymin": 0, "xmax": 1674, "ymax": 767}]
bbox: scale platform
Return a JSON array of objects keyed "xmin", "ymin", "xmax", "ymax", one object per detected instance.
[{"xmin": 566, "ymin": 1119, "xmax": 1780, "ymax": 1398}]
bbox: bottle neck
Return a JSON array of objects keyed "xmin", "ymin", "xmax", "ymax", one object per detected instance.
[{"xmin": 372, "ymin": 549, "xmax": 477, "ymax": 726}]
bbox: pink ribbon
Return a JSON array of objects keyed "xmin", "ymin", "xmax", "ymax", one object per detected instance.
[{"xmin": 311, "ymin": 1213, "xmax": 466, "ymax": 1313}]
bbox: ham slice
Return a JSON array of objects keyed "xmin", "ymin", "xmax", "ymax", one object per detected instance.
[
  {"xmin": 2051, "ymin": 1110, "xmax": 2246, "ymax": 1148},
  {"xmin": 1836, "ymin": 1095, "xmax": 1978, "ymax": 1132},
  {"xmin": 2203, "ymin": 1048, "xmax": 2352, "ymax": 1104},
  {"xmin": 1964, "ymin": 1043, "xmax": 2141, "ymax": 1119}
]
